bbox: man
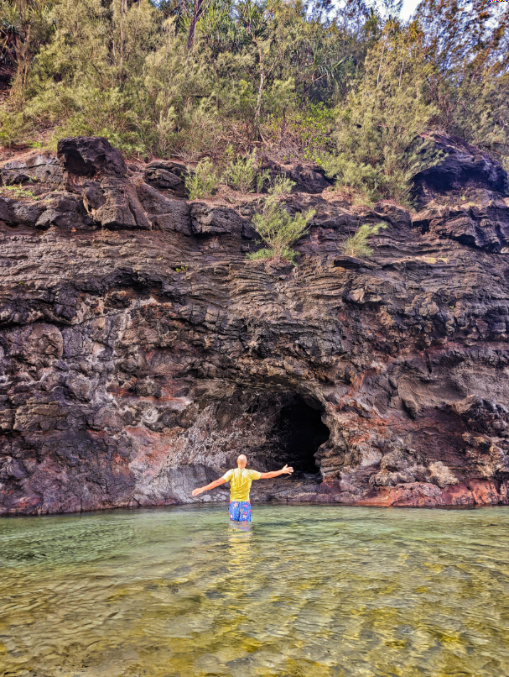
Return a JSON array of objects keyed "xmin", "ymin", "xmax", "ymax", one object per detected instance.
[{"xmin": 192, "ymin": 454, "xmax": 294, "ymax": 522}]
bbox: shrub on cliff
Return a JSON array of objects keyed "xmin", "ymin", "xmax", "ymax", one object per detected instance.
[
  {"xmin": 222, "ymin": 148, "xmax": 270, "ymax": 194},
  {"xmin": 341, "ymin": 222, "xmax": 387, "ymax": 258},
  {"xmin": 185, "ymin": 157, "xmax": 220, "ymax": 199},
  {"xmin": 248, "ymin": 177, "xmax": 315, "ymax": 263},
  {"xmin": 0, "ymin": 111, "xmax": 26, "ymax": 148}
]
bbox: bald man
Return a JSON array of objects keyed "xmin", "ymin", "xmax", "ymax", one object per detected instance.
[{"xmin": 192, "ymin": 454, "xmax": 293, "ymax": 522}]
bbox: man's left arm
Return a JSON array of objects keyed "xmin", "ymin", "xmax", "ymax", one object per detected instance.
[{"xmin": 258, "ymin": 464, "xmax": 294, "ymax": 479}]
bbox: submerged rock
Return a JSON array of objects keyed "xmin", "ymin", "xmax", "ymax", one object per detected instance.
[{"xmin": 1, "ymin": 137, "xmax": 509, "ymax": 515}]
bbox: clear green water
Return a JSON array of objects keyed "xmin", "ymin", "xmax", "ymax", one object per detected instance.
[{"xmin": 1, "ymin": 505, "xmax": 509, "ymax": 677}]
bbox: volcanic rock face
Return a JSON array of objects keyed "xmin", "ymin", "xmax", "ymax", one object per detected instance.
[{"xmin": 1, "ymin": 135, "xmax": 509, "ymax": 515}]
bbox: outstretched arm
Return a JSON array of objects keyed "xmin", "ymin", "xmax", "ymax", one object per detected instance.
[
  {"xmin": 259, "ymin": 464, "xmax": 294, "ymax": 479},
  {"xmin": 192, "ymin": 477, "xmax": 227, "ymax": 497}
]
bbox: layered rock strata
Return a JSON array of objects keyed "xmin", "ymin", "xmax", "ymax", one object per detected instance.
[{"xmin": 1, "ymin": 136, "xmax": 509, "ymax": 515}]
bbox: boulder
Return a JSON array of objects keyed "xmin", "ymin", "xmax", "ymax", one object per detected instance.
[
  {"xmin": 190, "ymin": 203, "xmax": 250, "ymax": 237},
  {"xmin": 412, "ymin": 133, "xmax": 509, "ymax": 206},
  {"xmin": 35, "ymin": 192, "xmax": 92, "ymax": 230},
  {"xmin": 57, "ymin": 136, "xmax": 127, "ymax": 178},
  {"xmin": 136, "ymin": 181, "xmax": 191, "ymax": 234},
  {"xmin": 82, "ymin": 177, "xmax": 150, "ymax": 229},
  {"xmin": 144, "ymin": 160, "xmax": 190, "ymax": 197},
  {"xmin": 0, "ymin": 153, "xmax": 63, "ymax": 188},
  {"xmin": 261, "ymin": 160, "xmax": 332, "ymax": 194}
]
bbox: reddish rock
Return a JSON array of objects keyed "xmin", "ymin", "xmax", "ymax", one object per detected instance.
[{"xmin": 466, "ymin": 479, "xmax": 501, "ymax": 505}]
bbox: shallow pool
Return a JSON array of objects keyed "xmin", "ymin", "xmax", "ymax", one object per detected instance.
[{"xmin": 1, "ymin": 504, "xmax": 509, "ymax": 677}]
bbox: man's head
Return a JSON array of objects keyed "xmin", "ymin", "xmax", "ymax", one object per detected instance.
[{"xmin": 237, "ymin": 454, "xmax": 247, "ymax": 468}]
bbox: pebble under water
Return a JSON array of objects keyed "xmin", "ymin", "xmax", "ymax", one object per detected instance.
[{"xmin": 1, "ymin": 504, "xmax": 509, "ymax": 677}]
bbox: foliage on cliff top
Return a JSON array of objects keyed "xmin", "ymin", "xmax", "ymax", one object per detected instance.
[{"xmin": 0, "ymin": 0, "xmax": 508, "ymax": 202}]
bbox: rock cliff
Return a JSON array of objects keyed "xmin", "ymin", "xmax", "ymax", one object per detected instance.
[{"xmin": 1, "ymin": 136, "xmax": 509, "ymax": 515}]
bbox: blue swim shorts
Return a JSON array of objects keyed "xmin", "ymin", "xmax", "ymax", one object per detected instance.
[{"xmin": 229, "ymin": 501, "xmax": 252, "ymax": 522}]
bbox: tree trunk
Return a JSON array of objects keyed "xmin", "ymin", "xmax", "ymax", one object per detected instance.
[
  {"xmin": 187, "ymin": 0, "xmax": 206, "ymax": 51},
  {"xmin": 254, "ymin": 41, "xmax": 265, "ymax": 135}
]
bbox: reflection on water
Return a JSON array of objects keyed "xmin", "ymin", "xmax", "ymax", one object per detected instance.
[{"xmin": 1, "ymin": 504, "xmax": 509, "ymax": 676}]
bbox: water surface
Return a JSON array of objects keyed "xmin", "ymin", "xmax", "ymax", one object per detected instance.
[{"xmin": 1, "ymin": 504, "xmax": 509, "ymax": 677}]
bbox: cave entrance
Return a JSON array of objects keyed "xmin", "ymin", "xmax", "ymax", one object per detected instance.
[{"xmin": 272, "ymin": 395, "xmax": 329, "ymax": 478}]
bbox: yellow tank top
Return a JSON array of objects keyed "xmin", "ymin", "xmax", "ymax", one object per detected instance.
[{"xmin": 222, "ymin": 468, "xmax": 262, "ymax": 502}]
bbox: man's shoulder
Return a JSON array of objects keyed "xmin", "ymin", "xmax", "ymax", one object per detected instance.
[
  {"xmin": 247, "ymin": 469, "xmax": 262, "ymax": 479},
  {"xmin": 222, "ymin": 468, "xmax": 235, "ymax": 480}
]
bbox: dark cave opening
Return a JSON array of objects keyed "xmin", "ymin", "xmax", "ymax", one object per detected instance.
[{"xmin": 273, "ymin": 395, "xmax": 330, "ymax": 477}]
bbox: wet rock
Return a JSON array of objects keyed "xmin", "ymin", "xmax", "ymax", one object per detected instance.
[{"xmin": 467, "ymin": 479, "xmax": 502, "ymax": 505}]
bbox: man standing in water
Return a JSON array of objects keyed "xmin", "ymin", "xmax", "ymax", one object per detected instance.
[{"xmin": 192, "ymin": 454, "xmax": 293, "ymax": 522}]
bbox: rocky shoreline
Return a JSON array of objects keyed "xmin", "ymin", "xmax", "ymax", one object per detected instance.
[{"xmin": 1, "ymin": 135, "xmax": 509, "ymax": 515}]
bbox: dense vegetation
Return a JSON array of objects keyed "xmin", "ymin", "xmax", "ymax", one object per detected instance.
[{"xmin": 0, "ymin": 0, "xmax": 508, "ymax": 205}]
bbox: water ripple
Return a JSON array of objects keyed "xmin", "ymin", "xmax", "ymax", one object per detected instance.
[{"xmin": 1, "ymin": 504, "xmax": 509, "ymax": 676}]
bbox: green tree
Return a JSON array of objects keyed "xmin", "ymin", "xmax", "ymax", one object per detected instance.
[
  {"xmin": 0, "ymin": 0, "xmax": 53, "ymax": 102},
  {"xmin": 18, "ymin": 0, "xmax": 163, "ymax": 151},
  {"xmin": 416, "ymin": 0, "xmax": 509, "ymax": 167},
  {"xmin": 1, "ymin": 0, "xmax": 505, "ymax": 177},
  {"xmin": 185, "ymin": 156, "xmax": 220, "ymax": 197},
  {"xmin": 328, "ymin": 21, "xmax": 439, "ymax": 203}
]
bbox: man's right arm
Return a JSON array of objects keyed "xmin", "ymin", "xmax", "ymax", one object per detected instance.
[
  {"xmin": 259, "ymin": 464, "xmax": 294, "ymax": 479},
  {"xmin": 192, "ymin": 477, "xmax": 227, "ymax": 496}
]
